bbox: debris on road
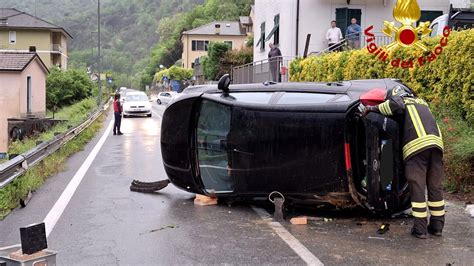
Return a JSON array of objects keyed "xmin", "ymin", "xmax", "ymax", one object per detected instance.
[
  {"xmin": 377, "ymin": 223, "xmax": 390, "ymax": 234},
  {"xmin": 290, "ymin": 216, "xmax": 308, "ymax": 225},
  {"xmin": 194, "ymin": 194, "xmax": 218, "ymax": 206},
  {"xmin": 368, "ymin": 236, "xmax": 385, "ymax": 240},
  {"xmin": 129, "ymin": 179, "xmax": 170, "ymax": 193},
  {"xmin": 466, "ymin": 205, "xmax": 474, "ymax": 218}
]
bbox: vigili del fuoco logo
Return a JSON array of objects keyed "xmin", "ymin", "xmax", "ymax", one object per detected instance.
[{"xmin": 364, "ymin": 0, "xmax": 451, "ymax": 68}]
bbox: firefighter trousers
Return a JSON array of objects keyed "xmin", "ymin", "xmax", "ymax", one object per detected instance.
[{"xmin": 405, "ymin": 148, "xmax": 445, "ymax": 234}]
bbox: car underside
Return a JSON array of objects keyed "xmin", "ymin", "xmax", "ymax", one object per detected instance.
[{"xmin": 161, "ymin": 79, "xmax": 412, "ymax": 214}]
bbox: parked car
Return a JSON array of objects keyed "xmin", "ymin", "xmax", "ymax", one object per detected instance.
[
  {"xmin": 122, "ymin": 91, "xmax": 152, "ymax": 117},
  {"xmin": 429, "ymin": 4, "xmax": 473, "ymax": 36},
  {"xmin": 161, "ymin": 78, "xmax": 414, "ymax": 215},
  {"xmin": 157, "ymin": 91, "xmax": 177, "ymax": 105}
]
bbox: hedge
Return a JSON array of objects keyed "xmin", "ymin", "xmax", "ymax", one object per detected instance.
[{"xmin": 290, "ymin": 29, "xmax": 473, "ymax": 123}]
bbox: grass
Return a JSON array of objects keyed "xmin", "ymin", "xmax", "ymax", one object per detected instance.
[
  {"xmin": 0, "ymin": 107, "xmax": 105, "ymax": 220},
  {"xmin": 436, "ymin": 110, "xmax": 474, "ymax": 194},
  {"xmin": 5, "ymin": 98, "xmax": 97, "ymax": 157}
]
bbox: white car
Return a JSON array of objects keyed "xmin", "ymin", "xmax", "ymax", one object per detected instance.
[
  {"xmin": 122, "ymin": 92, "xmax": 152, "ymax": 117},
  {"xmin": 156, "ymin": 91, "xmax": 177, "ymax": 105}
]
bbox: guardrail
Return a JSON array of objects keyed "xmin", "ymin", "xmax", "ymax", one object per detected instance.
[{"xmin": 0, "ymin": 101, "xmax": 111, "ymax": 189}]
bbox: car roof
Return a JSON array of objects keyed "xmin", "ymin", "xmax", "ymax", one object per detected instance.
[{"xmin": 183, "ymin": 79, "xmax": 401, "ymax": 100}]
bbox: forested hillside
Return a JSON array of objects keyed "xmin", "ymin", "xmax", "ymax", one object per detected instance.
[
  {"xmin": 0, "ymin": 0, "xmax": 202, "ymax": 85},
  {"xmin": 1, "ymin": 0, "xmax": 252, "ymax": 88}
]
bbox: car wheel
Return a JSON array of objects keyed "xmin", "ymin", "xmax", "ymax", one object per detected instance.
[
  {"xmin": 147, "ymin": 114, "xmax": 152, "ymax": 117},
  {"xmin": 157, "ymin": 99, "xmax": 161, "ymax": 105}
]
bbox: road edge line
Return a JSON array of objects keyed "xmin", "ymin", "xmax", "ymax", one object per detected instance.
[
  {"xmin": 43, "ymin": 120, "xmax": 114, "ymax": 237},
  {"xmin": 251, "ymin": 206, "xmax": 324, "ymax": 266}
]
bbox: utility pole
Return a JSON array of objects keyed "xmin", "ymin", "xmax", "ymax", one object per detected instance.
[{"xmin": 97, "ymin": 0, "xmax": 102, "ymax": 106}]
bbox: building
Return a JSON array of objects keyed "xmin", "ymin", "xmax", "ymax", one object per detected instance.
[
  {"xmin": 181, "ymin": 21, "xmax": 249, "ymax": 69},
  {"xmin": 253, "ymin": 0, "xmax": 451, "ymax": 62},
  {"xmin": 0, "ymin": 8, "xmax": 73, "ymax": 70},
  {"xmin": 0, "ymin": 52, "xmax": 48, "ymax": 156}
]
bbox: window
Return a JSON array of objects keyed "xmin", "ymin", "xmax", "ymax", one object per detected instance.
[
  {"xmin": 196, "ymin": 100, "xmax": 233, "ymax": 193},
  {"xmin": 9, "ymin": 31, "xmax": 16, "ymax": 44},
  {"xmin": 224, "ymin": 41, "xmax": 233, "ymax": 49},
  {"xmin": 208, "ymin": 92, "xmax": 274, "ymax": 104},
  {"xmin": 277, "ymin": 93, "xmax": 336, "ymax": 105},
  {"xmin": 265, "ymin": 14, "xmax": 280, "ymax": 44},
  {"xmin": 430, "ymin": 22, "xmax": 439, "ymax": 37},
  {"xmin": 27, "ymin": 76, "xmax": 32, "ymax": 113},
  {"xmin": 419, "ymin": 10, "xmax": 443, "ymax": 26},
  {"xmin": 256, "ymin": 22, "xmax": 265, "ymax": 51},
  {"xmin": 191, "ymin": 62, "xmax": 195, "ymax": 68},
  {"xmin": 192, "ymin": 40, "xmax": 209, "ymax": 51}
]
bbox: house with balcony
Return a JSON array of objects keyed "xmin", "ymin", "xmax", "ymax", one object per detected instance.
[
  {"xmin": 253, "ymin": 0, "xmax": 452, "ymax": 62},
  {"xmin": 181, "ymin": 21, "xmax": 249, "ymax": 69},
  {"xmin": 0, "ymin": 52, "xmax": 48, "ymax": 157},
  {"xmin": 0, "ymin": 8, "xmax": 73, "ymax": 70},
  {"xmin": 232, "ymin": 0, "xmax": 452, "ymax": 84}
]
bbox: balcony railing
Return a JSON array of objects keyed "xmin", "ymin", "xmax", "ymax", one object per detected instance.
[
  {"xmin": 51, "ymin": 44, "xmax": 63, "ymax": 53},
  {"xmin": 232, "ymin": 56, "xmax": 295, "ymax": 85},
  {"xmin": 233, "ymin": 32, "xmax": 393, "ymax": 84}
]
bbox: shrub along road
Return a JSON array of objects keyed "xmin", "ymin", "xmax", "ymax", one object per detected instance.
[{"xmin": 0, "ymin": 103, "xmax": 472, "ymax": 264}]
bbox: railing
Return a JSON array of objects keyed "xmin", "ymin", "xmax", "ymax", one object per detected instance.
[
  {"xmin": 51, "ymin": 44, "xmax": 62, "ymax": 53},
  {"xmin": 0, "ymin": 101, "xmax": 110, "ymax": 189},
  {"xmin": 232, "ymin": 32, "xmax": 393, "ymax": 84},
  {"xmin": 232, "ymin": 56, "xmax": 295, "ymax": 84}
]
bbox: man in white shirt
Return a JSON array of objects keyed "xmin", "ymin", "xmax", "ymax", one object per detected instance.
[{"xmin": 326, "ymin": 20, "xmax": 343, "ymax": 52}]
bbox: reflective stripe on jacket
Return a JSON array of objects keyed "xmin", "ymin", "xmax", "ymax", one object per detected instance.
[{"xmin": 376, "ymin": 96, "xmax": 443, "ymax": 160}]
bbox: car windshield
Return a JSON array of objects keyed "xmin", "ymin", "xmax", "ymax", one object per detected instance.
[{"xmin": 126, "ymin": 94, "xmax": 148, "ymax": 102}]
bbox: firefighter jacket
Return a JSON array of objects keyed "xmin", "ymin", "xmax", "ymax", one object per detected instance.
[{"xmin": 374, "ymin": 96, "xmax": 443, "ymax": 161}]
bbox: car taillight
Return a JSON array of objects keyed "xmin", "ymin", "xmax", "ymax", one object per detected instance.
[
  {"xmin": 344, "ymin": 143, "xmax": 351, "ymax": 171},
  {"xmin": 360, "ymin": 88, "xmax": 386, "ymax": 106}
]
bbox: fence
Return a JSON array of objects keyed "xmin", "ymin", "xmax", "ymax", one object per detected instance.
[
  {"xmin": 232, "ymin": 32, "xmax": 393, "ymax": 84},
  {"xmin": 0, "ymin": 101, "xmax": 110, "ymax": 189},
  {"xmin": 232, "ymin": 56, "xmax": 294, "ymax": 84}
]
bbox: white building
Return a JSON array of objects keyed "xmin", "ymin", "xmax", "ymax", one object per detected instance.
[{"xmin": 253, "ymin": 0, "xmax": 452, "ymax": 62}]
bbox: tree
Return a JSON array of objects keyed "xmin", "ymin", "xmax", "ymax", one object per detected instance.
[
  {"xmin": 46, "ymin": 68, "xmax": 95, "ymax": 109},
  {"xmin": 202, "ymin": 42, "xmax": 231, "ymax": 80}
]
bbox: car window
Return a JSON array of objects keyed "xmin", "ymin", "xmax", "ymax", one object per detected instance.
[
  {"xmin": 208, "ymin": 92, "xmax": 274, "ymax": 104},
  {"xmin": 196, "ymin": 100, "xmax": 233, "ymax": 193},
  {"xmin": 430, "ymin": 22, "xmax": 439, "ymax": 37},
  {"xmin": 277, "ymin": 92, "xmax": 336, "ymax": 104},
  {"xmin": 126, "ymin": 94, "xmax": 148, "ymax": 101}
]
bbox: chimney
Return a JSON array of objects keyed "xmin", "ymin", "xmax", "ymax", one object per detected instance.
[
  {"xmin": 0, "ymin": 18, "xmax": 7, "ymax": 26},
  {"xmin": 29, "ymin": 46, "xmax": 36, "ymax": 53},
  {"xmin": 215, "ymin": 23, "xmax": 221, "ymax": 35}
]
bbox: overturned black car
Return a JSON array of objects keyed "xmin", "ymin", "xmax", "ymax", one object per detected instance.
[{"xmin": 161, "ymin": 78, "xmax": 412, "ymax": 214}]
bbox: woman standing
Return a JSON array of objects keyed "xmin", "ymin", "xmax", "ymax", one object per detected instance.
[{"xmin": 113, "ymin": 93, "xmax": 123, "ymax": 135}]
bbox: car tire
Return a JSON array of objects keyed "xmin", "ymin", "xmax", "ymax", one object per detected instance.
[
  {"xmin": 147, "ymin": 114, "xmax": 152, "ymax": 117},
  {"xmin": 157, "ymin": 99, "xmax": 161, "ymax": 105}
]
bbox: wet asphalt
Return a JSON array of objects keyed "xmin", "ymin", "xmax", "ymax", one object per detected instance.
[{"xmin": 0, "ymin": 103, "xmax": 472, "ymax": 265}]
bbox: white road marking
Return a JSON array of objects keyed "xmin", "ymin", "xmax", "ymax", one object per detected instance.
[
  {"xmin": 152, "ymin": 110, "xmax": 162, "ymax": 119},
  {"xmin": 251, "ymin": 206, "xmax": 324, "ymax": 266},
  {"xmin": 43, "ymin": 120, "xmax": 114, "ymax": 237}
]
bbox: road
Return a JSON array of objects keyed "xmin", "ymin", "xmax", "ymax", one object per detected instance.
[{"xmin": 0, "ymin": 102, "xmax": 472, "ymax": 265}]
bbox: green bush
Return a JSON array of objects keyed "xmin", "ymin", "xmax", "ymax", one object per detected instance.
[
  {"xmin": 290, "ymin": 29, "xmax": 474, "ymax": 192},
  {"xmin": 203, "ymin": 42, "xmax": 231, "ymax": 80},
  {"xmin": 46, "ymin": 68, "xmax": 95, "ymax": 109},
  {"xmin": 154, "ymin": 66, "xmax": 192, "ymax": 82}
]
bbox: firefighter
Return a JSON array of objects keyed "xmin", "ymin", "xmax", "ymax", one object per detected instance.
[{"xmin": 362, "ymin": 85, "xmax": 445, "ymax": 239}]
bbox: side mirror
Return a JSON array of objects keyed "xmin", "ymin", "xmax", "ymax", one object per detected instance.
[{"xmin": 218, "ymin": 74, "xmax": 231, "ymax": 94}]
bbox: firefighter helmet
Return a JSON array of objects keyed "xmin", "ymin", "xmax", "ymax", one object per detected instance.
[{"xmin": 387, "ymin": 85, "xmax": 413, "ymax": 99}]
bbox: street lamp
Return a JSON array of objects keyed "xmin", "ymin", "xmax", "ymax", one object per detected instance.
[{"xmin": 97, "ymin": 0, "xmax": 102, "ymax": 106}]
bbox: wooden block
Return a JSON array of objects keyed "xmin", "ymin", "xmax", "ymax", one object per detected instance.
[
  {"xmin": 194, "ymin": 194, "xmax": 218, "ymax": 206},
  {"xmin": 290, "ymin": 216, "xmax": 308, "ymax": 225},
  {"xmin": 9, "ymin": 249, "xmax": 47, "ymax": 260}
]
